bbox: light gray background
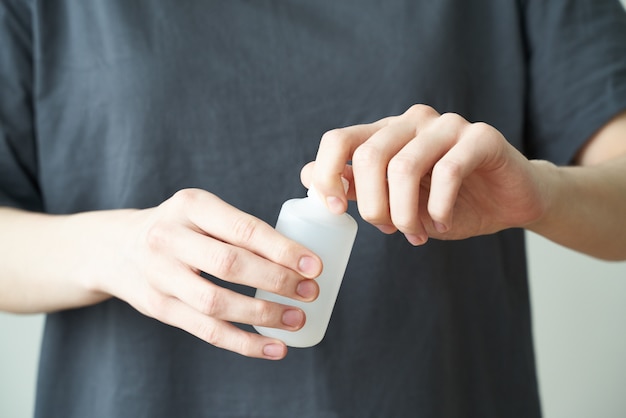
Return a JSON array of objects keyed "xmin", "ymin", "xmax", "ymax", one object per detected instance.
[{"xmin": 1, "ymin": 2, "xmax": 626, "ymax": 415}]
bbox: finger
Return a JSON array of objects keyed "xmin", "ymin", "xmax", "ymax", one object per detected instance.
[
  {"xmin": 387, "ymin": 113, "xmax": 464, "ymax": 244},
  {"xmin": 300, "ymin": 161, "xmax": 315, "ymax": 188},
  {"xmin": 171, "ymin": 226, "xmax": 319, "ymax": 301},
  {"xmin": 156, "ymin": 296, "xmax": 289, "ymax": 360},
  {"xmin": 300, "ymin": 162, "xmax": 356, "ymax": 200},
  {"xmin": 312, "ymin": 122, "xmax": 386, "ymax": 213},
  {"xmin": 172, "ymin": 190, "xmax": 322, "ymax": 279},
  {"xmin": 158, "ymin": 266, "xmax": 307, "ymax": 331},
  {"xmin": 351, "ymin": 121, "xmax": 418, "ymax": 231},
  {"xmin": 427, "ymin": 122, "xmax": 503, "ymax": 231}
]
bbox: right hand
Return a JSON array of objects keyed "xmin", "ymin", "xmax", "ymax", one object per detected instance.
[{"xmin": 97, "ymin": 189, "xmax": 321, "ymax": 360}]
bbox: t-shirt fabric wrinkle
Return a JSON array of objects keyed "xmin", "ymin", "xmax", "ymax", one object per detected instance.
[{"xmin": 1, "ymin": 1, "xmax": 625, "ymax": 417}]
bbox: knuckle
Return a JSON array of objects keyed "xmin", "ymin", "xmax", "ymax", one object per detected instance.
[
  {"xmin": 270, "ymin": 240, "xmax": 293, "ymax": 266},
  {"xmin": 405, "ymin": 103, "xmax": 438, "ymax": 119},
  {"xmin": 170, "ymin": 188, "xmax": 202, "ymax": 207},
  {"xmin": 231, "ymin": 215, "xmax": 260, "ymax": 245},
  {"xmin": 198, "ymin": 321, "xmax": 223, "ymax": 348},
  {"xmin": 144, "ymin": 291, "xmax": 170, "ymax": 319},
  {"xmin": 268, "ymin": 268, "xmax": 290, "ymax": 294},
  {"xmin": 433, "ymin": 158, "xmax": 463, "ymax": 181},
  {"xmin": 358, "ymin": 206, "xmax": 389, "ymax": 226},
  {"xmin": 439, "ymin": 111, "xmax": 464, "ymax": 125},
  {"xmin": 465, "ymin": 122, "xmax": 505, "ymax": 158},
  {"xmin": 320, "ymin": 128, "xmax": 349, "ymax": 148},
  {"xmin": 469, "ymin": 121, "xmax": 493, "ymax": 135},
  {"xmin": 162, "ymin": 188, "xmax": 216, "ymax": 217},
  {"xmin": 465, "ymin": 121, "xmax": 499, "ymax": 145},
  {"xmin": 197, "ymin": 287, "xmax": 221, "ymax": 316},
  {"xmin": 392, "ymin": 217, "xmax": 419, "ymax": 235},
  {"xmin": 256, "ymin": 300, "xmax": 275, "ymax": 326},
  {"xmin": 427, "ymin": 113, "xmax": 467, "ymax": 139},
  {"xmin": 211, "ymin": 246, "xmax": 239, "ymax": 278},
  {"xmin": 144, "ymin": 222, "xmax": 171, "ymax": 252},
  {"xmin": 388, "ymin": 155, "xmax": 419, "ymax": 178},
  {"xmin": 352, "ymin": 143, "xmax": 384, "ymax": 168},
  {"xmin": 197, "ymin": 321, "xmax": 256, "ymax": 357},
  {"xmin": 235, "ymin": 332, "xmax": 257, "ymax": 357}
]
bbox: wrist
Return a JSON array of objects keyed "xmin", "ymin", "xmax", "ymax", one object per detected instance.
[
  {"xmin": 69, "ymin": 209, "xmax": 141, "ymax": 299},
  {"xmin": 523, "ymin": 159, "xmax": 561, "ymax": 234},
  {"xmin": 522, "ymin": 159, "xmax": 626, "ymax": 260}
]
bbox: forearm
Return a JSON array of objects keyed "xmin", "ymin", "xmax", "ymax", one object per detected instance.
[
  {"xmin": 527, "ymin": 156, "xmax": 626, "ymax": 261},
  {"xmin": 0, "ymin": 207, "xmax": 134, "ymax": 313},
  {"xmin": 0, "ymin": 190, "xmax": 323, "ymax": 359}
]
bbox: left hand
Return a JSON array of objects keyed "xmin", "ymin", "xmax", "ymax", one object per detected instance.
[{"xmin": 301, "ymin": 104, "xmax": 548, "ymax": 245}]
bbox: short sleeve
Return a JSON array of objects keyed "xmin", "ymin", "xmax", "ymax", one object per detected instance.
[
  {"xmin": 523, "ymin": 0, "xmax": 626, "ymax": 164},
  {"xmin": 0, "ymin": 0, "xmax": 43, "ymax": 211}
]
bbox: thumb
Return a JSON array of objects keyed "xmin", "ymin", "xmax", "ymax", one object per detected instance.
[{"xmin": 300, "ymin": 162, "xmax": 355, "ymax": 214}]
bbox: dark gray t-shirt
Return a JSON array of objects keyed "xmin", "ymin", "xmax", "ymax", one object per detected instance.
[{"xmin": 1, "ymin": 1, "xmax": 626, "ymax": 417}]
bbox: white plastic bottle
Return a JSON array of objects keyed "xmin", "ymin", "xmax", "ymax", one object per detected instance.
[{"xmin": 254, "ymin": 182, "xmax": 358, "ymax": 347}]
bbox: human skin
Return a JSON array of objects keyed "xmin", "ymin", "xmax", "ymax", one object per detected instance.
[
  {"xmin": 1, "ymin": 105, "xmax": 625, "ymax": 360},
  {"xmin": 303, "ymin": 105, "xmax": 626, "ymax": 261},
  {"xmin": 0, "ymin": 192, "xmax": 322, "ymax": 360}
]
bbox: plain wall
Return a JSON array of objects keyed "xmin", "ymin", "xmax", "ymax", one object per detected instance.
[
  {"xmin": 527, "ymin": 232, "xmax": 626, "ymax": 418},
  {"xmin": 0, "ymin": 312, "xmax": 43, "ymax": 418}
]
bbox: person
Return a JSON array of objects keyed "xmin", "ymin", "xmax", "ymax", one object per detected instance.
[{"xmin": 1, "ymin": 1, "xmax": 625, "ymax": 417}]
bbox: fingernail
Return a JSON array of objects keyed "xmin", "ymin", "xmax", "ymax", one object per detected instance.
[
  {"xmin": 296, "ymin": 280, "xmax": 318, "ymax": 300},
  {"xmin": 298, "ymin": 256, "xmax": 320, "ymax": 277},
  {"xmin": 282, "ymin": 309, "xmax": 305, "ymax": 328},
  {"xmin": 376, "ymin": 224, "xmax": 397, "ymax": 234},
  {"xmin": 263, "ymin": 343, "xmax": 287, "ymax": 359},
  {"xmin": 405, "ymin": 233, "xmax": 428, "ymax": 246},
  {"xmin": 433, "ymin": 221, "xmax": 448, "ymax": 233},
  {"xmin": 326, "ymin": 196, "xmax": 344, "ymax": 214}
]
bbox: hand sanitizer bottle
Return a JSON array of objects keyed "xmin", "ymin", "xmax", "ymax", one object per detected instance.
[{"xmin": 254, "ymin": 181, "xmax": 358, "ymax": 347}]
